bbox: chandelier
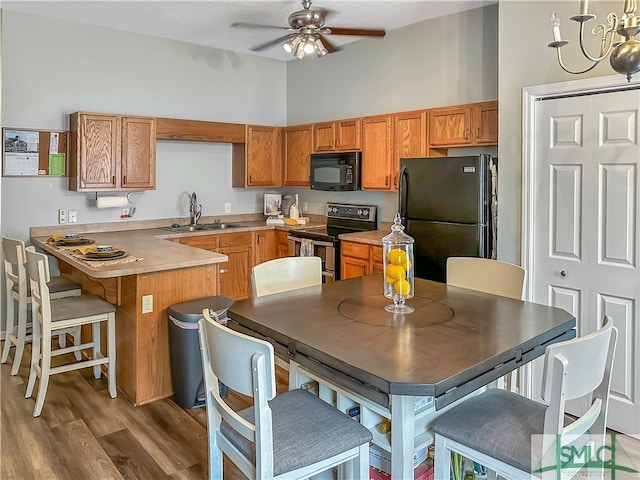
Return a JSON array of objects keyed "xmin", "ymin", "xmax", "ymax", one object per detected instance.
[
  {"xmin": 548, "ymin": 0, "xmax": 640, "ymax": 82},
  {"xmin": 283, "ymin": 30, "xmax": 328, "ymax": 58}
]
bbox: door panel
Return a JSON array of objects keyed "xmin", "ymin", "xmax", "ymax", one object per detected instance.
[{"xmin": 532, "ymin": 89, "xmax": 640, "ymax": 435}]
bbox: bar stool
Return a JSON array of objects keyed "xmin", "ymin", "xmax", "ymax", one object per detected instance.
[
  {"xmin": 24, "ymin": 249, "xmax": 117, "ymax": 417},
  {"xmin": 1, "ymin": 236, "xmax": 82, "ymax": 375}
]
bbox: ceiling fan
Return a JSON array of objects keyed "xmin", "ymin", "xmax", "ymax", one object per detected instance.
[{"xmin": 231, "ymin": 0, "xmax": 386, "ymax": 58}]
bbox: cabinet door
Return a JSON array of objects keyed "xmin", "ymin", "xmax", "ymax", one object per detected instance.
[
  {"xmin": 341, "ymin": 257, "xmax": 369, "ymax": 279},
  {"xmin": 121, "ymin": 116, "xmax": 156, "ymax": 189},
  {"xmin": 393, "ymin": 110, "xmax": 427, "ymax": 190},
  {"xmin": 76, "ymin": 113, "xmax": 119, "ymax": 190},
  {"xmin": 312, "ymin": 122, "xmax": 336, "ymax": 152},
  {"xmin": 370, "ymin": 246, "xmax": 384, "ymax": 274},
  {"xmin": 428, "ymin": 105, "xmax": 472, "ymax": 147},
  {"xmin": 474, "ymin": 101, "xmax": 498, "ymax": 144},
  {"xmin": 246, "ymin": 126, "xmax": 281, "ymax": 187},
  {"xmin": 218, "ymin": 246, "xmax": 252, "ymax": 300},
  {"xmin": 276, "ymin": 230, "xmax": 291, "ymax": 258},
  {"xmin": 283, "ymin": 125, "xmax": 312, "ymax": 186},
  {"xmin": 335, "ymin": 119, "xmax": 361, "ymax": 151},
  {"xmin": 361, "ymin": 115, "xmax": 393, "ymax": 190},
  {"xmin": 254, "ymin": 230, "xmax": 277, "ymax": 265},
  {"xmin": 179, "ymin": 234, "xmax": 219, "ymax": 251}
]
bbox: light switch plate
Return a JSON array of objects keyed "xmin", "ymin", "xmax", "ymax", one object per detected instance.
[
  {"xmin": 224, "ymin": 202, "xmax": 231, "ymax": 213},
  {"xmin": 68, "ymin": 210, "xmax": 78, "ymax": 223}
]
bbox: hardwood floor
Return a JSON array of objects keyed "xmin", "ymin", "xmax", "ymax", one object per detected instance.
[
  {"xmin": 1, "ymin": 345, "xmax": 287, "ymax": 480},
  {"xmin": 3, "ymin": 345, "xmax": 640, "ymax": 479}
]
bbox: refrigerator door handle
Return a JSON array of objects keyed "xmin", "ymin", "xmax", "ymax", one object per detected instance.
[{"xmin": 398, "ymin": 165, "xmax": 409, "ymax": 222}]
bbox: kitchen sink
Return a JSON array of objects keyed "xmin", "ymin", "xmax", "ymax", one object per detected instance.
[{"xmin": 165, "ymin": 223, "xmax": 246, "ymax": 232}]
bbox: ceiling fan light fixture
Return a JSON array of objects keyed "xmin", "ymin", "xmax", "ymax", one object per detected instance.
[
  {"xmin": 303, "ymin": 34, "xmax": 317, "ymax": 54},
  {"xmin": 294, "ymin": 39, "xmax": 306, "ymax": 59},
  {"xmin": 282, "ymin": 36, "xmax": 300, "ymax": 54},
  {"xmin": 315, "ymin": 37, "xmax": 328, "ymax": 57}
]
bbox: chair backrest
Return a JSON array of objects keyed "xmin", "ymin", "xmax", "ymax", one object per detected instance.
[
  {"xmin": 251, "ymin": 256, "xmax": 322, "ymax": 298},
  {"xmin": 25, "ymin": 249, "xmax": 52, "ymax": 327},
  {"xmin": 446, "ymin": 257, "xmax": 526, "ymax": 300},
  {"xmin": 3, "ymin": 236, "xmax": 27, "ymax": 298},
  {"xmin": 541, "ymin": 316, "xmax": 617, "ymax": 441},
  {"xmin": 198, "ymin": 309, "xmax": 276, "ymax": 476}
]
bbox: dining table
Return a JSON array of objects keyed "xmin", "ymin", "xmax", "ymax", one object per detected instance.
[{"xmin": 226, "ymin": 274, "xmax": 576, "ymax": 479}]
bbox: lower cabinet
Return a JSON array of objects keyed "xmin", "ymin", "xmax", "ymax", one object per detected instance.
[
  {"xmin": 341, "ymin": 241, "xmax": 383, "ymax": 279},
  {"xmin": 276, "ymin": 230, "xmax": 291, "ymax": 258},
  {"xmin": 178, "ymin": 232, "xmax": 252, "ymax": 300},
  {"xmin": 254, "ymin": 230, "xmax": 277, "ymax": 265}
]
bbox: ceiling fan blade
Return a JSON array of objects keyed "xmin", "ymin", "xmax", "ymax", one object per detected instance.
[
  {"xmin": 318, "ymin": 34, "xmax": 340, "ymax": 54},
  {"xmin": 250, "ymin": 34, "xmax": 292, "ymax": 52},
  {"xmin": 231, "ymin": 22, "xmax": 289, "ymax": 31},
  {"xmin": 326, "ymin": 27, "xmax": 386, "ymax": 37}
]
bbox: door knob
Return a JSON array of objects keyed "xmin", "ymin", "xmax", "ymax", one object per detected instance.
[{"xmin": 560, "ymin": 270, "xmax": 568, "ymax": 278}]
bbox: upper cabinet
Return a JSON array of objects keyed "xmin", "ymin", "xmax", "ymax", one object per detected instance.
[
  {"xmin": 69, "ymin": 112, "xmax": 156, "ymax": 192},
  {"xmin": 361, "ymin": 115, "xmax": 393, "ymax": 191},
  {"xmin": 312, "ymin": 119, "xmax": 361, "ymax": 153},
  {"xmin": 232, "ymin": 125, "xmax": 281, "ymax": 188},
  {"xmin": 392, "ymin": 110, "xmax": 427, "ymax": 191},
  {"xmin": 283, "ymin": 124, "xmax": 312, "ymax": 187},
  {"xmin": 428, "ymin": 100, "xmax": 498, "ymax": 152}
]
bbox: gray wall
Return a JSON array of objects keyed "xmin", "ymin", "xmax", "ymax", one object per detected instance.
[{"xmin": 1, "ymin": 10, "xmax": 287, "ymax": 239}]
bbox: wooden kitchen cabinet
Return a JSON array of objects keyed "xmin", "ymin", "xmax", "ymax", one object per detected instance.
[
  {"xmin": 312, "ymin": 119, "xmax": 361, "ymax": 152},
  {"xmin": 393, "ymin": 110, "xmax": 427, "ymax": 190},
  {"xmin": 218, "ymin": 232, "xmax": 253, "ymax": 300},
  {"xmin": 283, "ymin": 124, "xmax": 312, "ymax": 186},
  {"xmin": 276, "ymin": 230, "xmax": 291, "ymax": 258},
  {"xmin": 178, "ymin": 232, "xmax": 252, "ymax": 300},
  {"xmin": 253, "ymin": 230, "xmax": 277, "ymax": 265},
  {"xmin": 341, "ymin": 241, "xmax": 383, "ymax": 279},
  {"xmin": 428, "ymin": 101, "xmax": 498, "ymax": 152},
  {"xmin": 69, "ymin": 112, "xmax": 156, "ymax": 191},
  {"xmin": 361, "ymin": 115, "xmax": 394, "ymax": 190},
  {"xmin": 232, "ymin": 125, "xmax": 281, "ymax": 188}
]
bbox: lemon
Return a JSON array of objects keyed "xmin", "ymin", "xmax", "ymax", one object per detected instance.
[
  {"xmin": 385, "ymin": 275, "xmax": 396, "ymax": 284},
  {"xmin": 387, "ymin": 248, "xmax": 408, "ymax": 265},
  {"xmin": 385, "ymin": 263, "xmax": 406, "ymax": 280},
  {"xmin": 394, "ymin": 278, "xmax": 411, "ymax": 295}
]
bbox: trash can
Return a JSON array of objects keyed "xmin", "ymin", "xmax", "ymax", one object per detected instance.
[{"xmin": 168, "ymin": 296, "xmax": 233, "ymax": 409}]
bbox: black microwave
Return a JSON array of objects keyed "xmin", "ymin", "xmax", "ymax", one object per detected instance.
[{"xmin": 310, "ymin": 152, "xmax": 361, "ymax": 191}]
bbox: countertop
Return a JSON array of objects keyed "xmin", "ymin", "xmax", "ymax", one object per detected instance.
[
  {"xmin": 31, "ymin": 217, "xmax": 325, "ymax": 279},
  {"xmin": 339, "ymin": 229, "xmax": 387, "ymax": 246}
]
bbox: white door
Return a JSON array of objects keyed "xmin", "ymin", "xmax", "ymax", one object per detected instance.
[{"xmin": 531, "ymin": 89, "xmax": 640, "ymax": 437}]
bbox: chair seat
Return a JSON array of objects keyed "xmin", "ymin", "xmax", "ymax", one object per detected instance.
[
  {"xmin": 221, "ymin": 388, "xmax": 373, "ymax": 476},
  {"xmin": 50, "ymin": 294, "xmax": 116, "ymax": 323},
  {"xmin": 12, "ymin": 276, "xmax": 81, "ymax": 296},
  {"xmin": 431, "ymin": 389, "xmax": 546, "ymax": 472}
]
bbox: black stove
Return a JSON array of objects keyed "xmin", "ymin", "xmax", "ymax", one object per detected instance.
[
  {"xmin": 288, "ymin": 203, "xmax": 377, "ymax": 281},
  {"xmin": 291, "ymin": 203, "xmax": 378, "ymax": 242}
]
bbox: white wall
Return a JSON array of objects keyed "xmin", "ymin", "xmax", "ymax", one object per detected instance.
[
  {"xmin": 498, "ymin": 0, "xmax": 621, "ymax": 264},
  {"xmin": 1, "ymin": 10, "xmax": 287, "ymax": 240}
]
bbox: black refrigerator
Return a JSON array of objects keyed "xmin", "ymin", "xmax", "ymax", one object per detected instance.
[{"xmin": 399, "ymin": 155, "xmax": 497, "ymax": 282}]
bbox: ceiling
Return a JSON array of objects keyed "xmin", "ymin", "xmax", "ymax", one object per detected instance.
[{"xmin": 2, "ymin": 0, "xmax": 495, "ymax": 61}]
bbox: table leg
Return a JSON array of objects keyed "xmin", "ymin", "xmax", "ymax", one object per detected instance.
[{"xmin": 391, "ymin": 394, "xmax": 415, "ymax": 480}]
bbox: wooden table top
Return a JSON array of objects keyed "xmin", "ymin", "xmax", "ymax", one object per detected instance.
[{"xmin": 228, "ymin": 274, "xmax": 576, "ymax": 407}]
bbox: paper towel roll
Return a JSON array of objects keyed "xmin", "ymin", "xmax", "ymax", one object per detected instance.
[{"xmin": 96, "ymin": 196, "xmax": 128, "ymax": 209}]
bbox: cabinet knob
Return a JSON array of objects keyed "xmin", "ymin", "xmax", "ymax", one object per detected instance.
[
  {"xmin": 464, "ymin": 128, "xmax": 469, "ymax": 140},
  {"xmin": 220, "ymin": 269, "xmax": 228, "ymax": 274},
  {"xmin": 385, "ymin": 175, "xmax": 389, "ymax": 186},
  {"xmin": 560, "ymin": 270, "xmax": 568, "ymax": 278}
]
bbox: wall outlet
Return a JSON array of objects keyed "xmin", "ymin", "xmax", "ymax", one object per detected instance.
[
  {"xmin": 224, "ymin": 202, "xmax": 231, "ymax": 213},
  {"xmin": 142, "ymin": 294, "xmax": 153, "ymax": 314},
  {"xmin": 302, "ymin": 202, "xmax": 308, "ymax": 213},
  {"xmin": 68, "ymin": 210, "xmax": 78, "ymax": 223},
  {"xmin": 58, "ymin": 209, "xmax": 66, "ymax": 224}
]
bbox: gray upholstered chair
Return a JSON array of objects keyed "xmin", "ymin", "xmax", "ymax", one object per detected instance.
[
  {"xmin": 431, "ymin": 316, "xmax": 617, "ymax": 480},
  {"xmin": 198, "ymin": 308, "xmax": 372, "ymax": 480},
  {"xmin": 24, "ymin": 249, "xmax": 117, "ymax": 417},
  {"xmin": 1, "ymin": 236, "xmax": 82, "ymax": 375}
]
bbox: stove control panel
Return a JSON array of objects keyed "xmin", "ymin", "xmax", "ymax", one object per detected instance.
[{"xmin": 326, "ymin": 203, "xmax": 377, "ymax": 222}]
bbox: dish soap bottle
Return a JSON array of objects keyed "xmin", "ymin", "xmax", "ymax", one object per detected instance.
[{"xmin": 289, "ymin": 194, "xmax": 300, "ymax": 220}]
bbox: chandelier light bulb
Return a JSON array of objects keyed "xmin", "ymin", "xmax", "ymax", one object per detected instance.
[{"xmin": 303, "ymin": 35, "xmax": 316, "ymax": 54}]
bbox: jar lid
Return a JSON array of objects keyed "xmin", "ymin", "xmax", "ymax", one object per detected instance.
[{"xmin": 382, "ymin": 213, "xmax": 414, "ymax": 245}]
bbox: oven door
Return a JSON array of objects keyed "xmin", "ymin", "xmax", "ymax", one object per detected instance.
[{"xmin": 288, "ymin": 236, "xmax": 335, "ymax": 283}]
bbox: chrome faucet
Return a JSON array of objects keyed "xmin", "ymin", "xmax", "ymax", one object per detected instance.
[{"xmin": 189, "ymin": 192, "xmax": 202, "ymax": 225}]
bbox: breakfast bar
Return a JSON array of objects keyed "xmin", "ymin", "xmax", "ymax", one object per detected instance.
[{"xmin": 227, "ymin": 274, "xmax": 576, "ymax": 479}]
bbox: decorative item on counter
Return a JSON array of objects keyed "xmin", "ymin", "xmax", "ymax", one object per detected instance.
[
  {"xmin": 281, "ymin": 194, "xmax": 294, "ymax": 217},
  {"xmin": 289, "ymin": 193, "xmax": 300, "ymax": 220},
  {"xmin": 382, "ymin": 213, "xmax": 415, "ymax": 313}
]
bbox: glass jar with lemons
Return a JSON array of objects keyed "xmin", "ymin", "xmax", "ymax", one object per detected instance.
[{"xmin": 382, "ymin": 213, "xmax": 415, "ymax": 313}]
